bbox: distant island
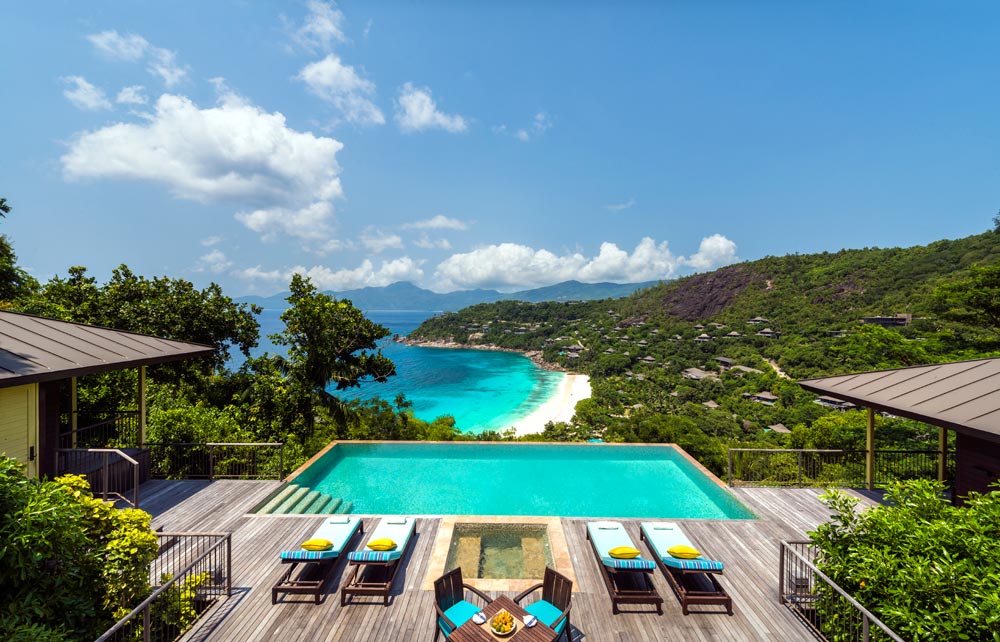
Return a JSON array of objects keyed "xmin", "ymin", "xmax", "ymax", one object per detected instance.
[{"xmin": 237, "ymin": 279, "xmax": 658, "ymax": 311}]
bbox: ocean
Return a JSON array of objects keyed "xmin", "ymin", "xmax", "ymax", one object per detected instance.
[{"xmin": 250, "ymin": 309, "xmax": 564, "ymax": 433}]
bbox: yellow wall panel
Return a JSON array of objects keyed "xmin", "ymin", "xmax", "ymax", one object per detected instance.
[{"xmin": 0, "ymin": 384, "xmax": 39, "ymax": 477}]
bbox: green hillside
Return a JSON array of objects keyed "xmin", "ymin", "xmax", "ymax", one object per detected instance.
[{"xmin": 408, "ymin": 231, "xmax": 1000, "ymax": 473}]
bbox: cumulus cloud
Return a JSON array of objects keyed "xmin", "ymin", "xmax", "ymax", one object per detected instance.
[
  {"xmin": 502, "ymin": 111, "xmax": 553, "ymax": 142},
  {"xmin": 684, "ymin": 233, "xmax": 739, "ymax": 270},
  {"xmin": 62, "ymin": 76, "xmax": 111, "ymax": 111},
  {"xmin": 361, "ymin": 229, "xmax": 404, "ymax": 254},
  {"xmin": 289, "ymin": 0, "xmax": 346, "ymax": 52},
  {"xmin": 201, "ymin": 235, "xmax": 223, "ymax": 247},
  {"xmin": 395, "ymin": 83, "xmax": 467, "ymax": 133},
  {"xmin": 62, "ymin": 90, "xmax": 345, "ymax": 250},
  {"xmin": 402, "ymin": 214, "xmax": 468, "ymax": 231},
  {"xmin": 414, "ymin": 235, "xmax": 452, "ymax": 250},
  {"xmin": 297, "ymin": 54, "xmax": 384, "ymax": 126},
  {"xmin": 87, "ymin": 30, "xmax": 188, "ymax": 87},
  {"xmin": 605, "ymin": 198, "xmax": 636, "ymax": 212},
  {"xmin": 236, "ymin": 257, "xmax": 424, "ymax": 291},
  {"xmin": 194, "ymin": 248, "xmax": 233, "ymax": 274},
  {"xmin": 433, "ymin": 236, "xmax": 739, "ymax": 291},
  {"xmin": 115, "ymin": 85, "xmax": 147, "ymax": 105}
]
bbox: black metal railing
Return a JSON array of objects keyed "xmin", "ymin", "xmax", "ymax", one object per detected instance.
[
  {"xmin": 780, "ymin": 540, "xmax": 904, "ymax": 642},
  {"xmin": 96, "ymin": 532, "xmax": 231, "ymax": 642},
  {"xmin": 56, "ymin": 448, "xmax": 148, "ymax": 507},
  {"xmin": 146, "ymin": 442, "xmax": 284, "ymax": 480},
  {"xmin": 727, "ymin": 448, "xmax": 955, "ymax": 488},
  {"xmin": 59, "ymin": 410, "xmax": 140, "ymax": 449}
]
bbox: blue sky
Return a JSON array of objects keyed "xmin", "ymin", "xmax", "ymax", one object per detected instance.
[{"xmin": 2, "ymin": 2, "xmax": 998, "ymax": 296}]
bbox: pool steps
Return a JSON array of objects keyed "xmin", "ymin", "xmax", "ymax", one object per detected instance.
[{"xmin": 253, "ymin": 483, "xmax": 353, "ymax": 515}]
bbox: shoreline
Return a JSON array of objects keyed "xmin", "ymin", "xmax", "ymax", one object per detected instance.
[{"xmin": 399, "ymin": 337, "xmax": 591, "ymax": 434}]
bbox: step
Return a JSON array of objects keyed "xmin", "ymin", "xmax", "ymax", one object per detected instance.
[
  {"xmin": 312, "ymin": 496, "xmax": 342, "ymax": 514},
  {"xmin": 274, "ymin": 485, "xmax": 310, "ymax": 513},
  {"xmin": 521, "ymin": 536, "xmax": 546, "ymax": 579},
  {"xmin": 455, "ymin": 536, "xmax": 482, "ymax": 578},
  {"xmin": 339, "ymin": 500, "xmax": 354, "ymax": 514},
  {"xmin": 293, "ymin": 490, "xmax": 325, "ymax": 514},
  {"xmin": 255, "ymin": 484, "xmax": 297, "ymax": 514},
  {"xmin": 303, "ymin": 493, "xmax": 333, "ymax": 514}
]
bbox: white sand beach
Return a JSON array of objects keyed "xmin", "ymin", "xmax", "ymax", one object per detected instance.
[{"xmin": 509, "ymin": 373, "xmax": 591, "ymax": 436}]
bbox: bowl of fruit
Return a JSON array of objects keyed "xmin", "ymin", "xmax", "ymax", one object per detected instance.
[{"xmin": 489, "ymin": 609, "xmax": 516, "ymax": 637}]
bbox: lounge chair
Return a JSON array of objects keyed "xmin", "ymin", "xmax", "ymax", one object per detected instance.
[
  {"xmin": 585, "ymin": 521, "xmax": 663, "ymax": 615},
  {"xmin": 513, "ymin": 567, "xmax": 573, "ymax": 641},
  {"xmin": 340, "ymin": 516, "xmax": 417, "ymax": 606},
  {"xmin": 433, "ymin": 567, "xmax": 493, "ymax": 641},
  {"xmin": 639, "ymin": 521, "xmax": 733, "ymax": 615},
  {"xmin": 272, "ymin": 515, "xmax": 363, "ymax": 604}
]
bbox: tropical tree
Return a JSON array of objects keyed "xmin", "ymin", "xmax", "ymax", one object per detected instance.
[
  {"xmin": 0, "ymin": 196, "xmax": 38, "ymax": 303},
  {"xmin": 271, "ymin": 274, "xmax": 396, "ymax": 438}
]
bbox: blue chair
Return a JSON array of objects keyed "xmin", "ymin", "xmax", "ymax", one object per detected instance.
[
  {"xmin": 514, "ymin": 567, "xmax": 572, "ymax": 641},
  {"xmin": 433, "ymin": 568, "xmax": 492, "ymax": 641}
]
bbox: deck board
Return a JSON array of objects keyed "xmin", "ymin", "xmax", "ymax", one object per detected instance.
[{"xmin": 132, "ymin": 481, "xmax": 876, "ymax": 642}]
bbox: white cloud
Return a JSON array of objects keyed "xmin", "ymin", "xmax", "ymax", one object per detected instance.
[
  {"xmin": 194, "ymin": 248, "xmax": 233, "ymax": 274},
  {"xmin": 363, "ymin": 19, "xmax": 373, "ymax": 39},
  {"xmin": 684, "ymin": 233, "xmax": 739, "ymax": 270},
  {"xmin": 290, "ymin": 0, "xmax": 346, "ymax": 52},
  {"xmin": 297, "ymin": 54, "xmax": 384, "ymax": 126},
  {"xmin": 62, "ymin": 91, "xmax": 345, "ymax": 250},
  {"xmin": 395, "ymin": 83, "xmax": 467, "ymax": 133},
  {"xmin": 236, "ymin": 257, "xmax": 424, "ymax": 291},
  {"xmin": 433, "ymin": 236, "xmax": 739, "ymax": 291},
  {"xmin": 361, "ymin": 229, "xmax": 404, "ymax": 253},
  {"xmin": 605, "ymin": 198, "xmax": 636, "ymax": 212},
  {"xmin": 414, "ymin": 235, "xmax": 452, "ymax": 250},
  {"xmin": 62, "ymin": 76, "xmax": 111, "ymax": 111},
  {"xmin": 506, "ymin": 111, "xmax": 552, "ymax": 142},
  {"xmin": 402, "ymin": 214, "xmax": 469, "ymax": 231},
  {"xmin": 201, "ymin": 235, "xmax": 223, "ymax": 246},
  {"xmin": 87, "ymin": 30, "xmax": 188, "ymax": 87},
  {"xmin": 115, "ymin": 85, "xmax": 148, "ymax": 105},
  {"xmin": 87, "ymin": 30, "xmax": 148, "ymax": 61}
]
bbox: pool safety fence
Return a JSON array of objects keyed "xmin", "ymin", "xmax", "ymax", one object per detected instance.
[
  {"xmin": 146, "ymin": 442, "xmax": 284, "ymax": 480},
  {"xmin": 779, "ymin": 540, "xmax": 904, "ymax": 642},
  {"xmin": 727, "ymin": 448, "xmax": 955, "ymax": 488},
  {"xmin": 96, "ymin": 531, "xmax": 232, "ymax": 642}
]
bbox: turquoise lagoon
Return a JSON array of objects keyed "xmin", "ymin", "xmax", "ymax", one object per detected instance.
[
  {"xmin": 291, "ymin": 442, "xmax": 755, "ymax": 519},
  {"xmin": 253, "ymin": 309, "xmax": 564, "ymax": 433}
]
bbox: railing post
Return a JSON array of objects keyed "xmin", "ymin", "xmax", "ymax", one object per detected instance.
[
  {"xmin": 209, "ymin": 444, "xmax": 215, "ymax": 479},
  {"xmin": 863, "ymin": 615, "xmax": 871, "ymax": 642},
  {"xmin": 226, "ymin": 533, "xmax": 232, "ymax": 596},
  {"xmin": 727, "ymin": 450, "xmax": 733, "ymax": 486},
  {"xmin": 279, "ymin": 444, "xmax": 284, "ymax": 480},
  {"xmin": 102, "ymin": 451, "xmax": 110, "ymax": 500},
  {"xmin": 143, "ymin": 604, "xmax": 151, "ymax": 642},
  {"xmin": 134, "ymin": 456, "xmax": 140, "ymax": 508},
  {"xmin": 778, "ymin": 541, "xmax": 785, "ymax": 604},
  {"xmin": 797, "ymin": 450, "xmax": 803, "ymax": 487}
]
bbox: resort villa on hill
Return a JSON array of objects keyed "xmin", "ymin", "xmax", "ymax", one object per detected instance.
[{"xmin": 3, "ymin": 310, "xmax": 1000, "ymax": 642}]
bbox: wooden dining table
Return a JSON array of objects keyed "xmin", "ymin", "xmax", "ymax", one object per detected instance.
[{"xmin": 448, "ymin": 594, "xmax": 557, "ymax": 642}]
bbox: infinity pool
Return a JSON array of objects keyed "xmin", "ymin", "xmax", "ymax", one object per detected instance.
[{"xmin": 288, "ymin": 442, "xmax": 755, "ymax": 519}]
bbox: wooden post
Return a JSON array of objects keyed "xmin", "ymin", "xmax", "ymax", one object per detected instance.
[
  {"xmin": 70, "ymin": 377, "xmax": 78, "ymax": 448},
  {"xmin": 938, "ymin": 426, "xmax": 947, "ymax": 483},
  {"xmin": 137, "ymin": 366, "xmax": 147, "ymax": 447},
  {"xmin": 866, "ymin": 407, "xmax": 875, "ymax": 491}
]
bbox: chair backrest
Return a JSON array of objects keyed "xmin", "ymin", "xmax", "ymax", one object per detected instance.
[
  {"xmin": 434, "ymin": 568, "xmax": 466, "ymax": 612},
  {"xmin": 542, "ymin": 567, "xmax": 572, "ymax": 611}
]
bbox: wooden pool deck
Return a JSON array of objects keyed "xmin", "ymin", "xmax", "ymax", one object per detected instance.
[{"xmin": 136, "ymin": 480, "xmax": 874, "ymax": 642}]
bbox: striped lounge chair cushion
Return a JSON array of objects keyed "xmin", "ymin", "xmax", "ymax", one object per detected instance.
[
  {"xmin": 660, "ymin": 557, "xmax": 725, "ymax": 572},
  {"xmin": 280, "ymin": 549, "xmax": 340, "ymax": 561},
  {"xmin": 348, "ymin": 550, "xmax": 402, "ymax": 562},
  {"xmin": 603, "ymin": 557, "xmax": 656, "ymax": 570}
]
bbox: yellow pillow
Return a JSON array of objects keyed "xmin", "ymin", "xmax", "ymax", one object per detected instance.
[
  {"xmin": 608, "ymin": 546, "xmax": 640, "ymax": 559},
  {"xmin": 367, "ymin": 537, "xmax": 397, "ymax": 551},
  {"xmin": 301, "ymin": 538, "xmax": 333, "ymax": 551},
  {"xmin": 667, "ymin": 544, "xmax": 701, "ymax": 559}
]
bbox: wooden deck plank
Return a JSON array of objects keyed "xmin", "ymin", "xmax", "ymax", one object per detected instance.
[{"xmin": 136, "ymin": 480, "xmax": 875, "ymax": 642}]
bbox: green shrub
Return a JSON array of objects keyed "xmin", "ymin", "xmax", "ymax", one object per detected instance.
[{"xmin": 811, "ymin": 480, "xmax": 1000, "ymax": 642}]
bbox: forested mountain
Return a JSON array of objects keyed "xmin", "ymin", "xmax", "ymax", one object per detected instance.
[
  {"xmin": 238, "ymin": 279, "xmax": 657, "ymax": 311},
  {"xmin": 408, "ymin": 231, "xmax": 1000, "ymax": 471}
]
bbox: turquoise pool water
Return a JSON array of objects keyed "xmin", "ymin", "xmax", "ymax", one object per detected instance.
[{"xmin": 291, "ymin": 443, "xmax": 755, "ymax": 519}]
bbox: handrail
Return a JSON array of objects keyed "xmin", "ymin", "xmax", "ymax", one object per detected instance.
[
  {"xmin": 144, "ymin": 442, "xmax": 284, "ymax": 480},
  {"xmin": 95, "ymin": 532, "xmax": 231, "ymax": 642},
  {"xmin": 779, "ymin": 540, "xmax": 905, "ymax": 642},
  {"xmin": 56, "ymin": 447, "xmax": 141, "ymax": 508}
]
